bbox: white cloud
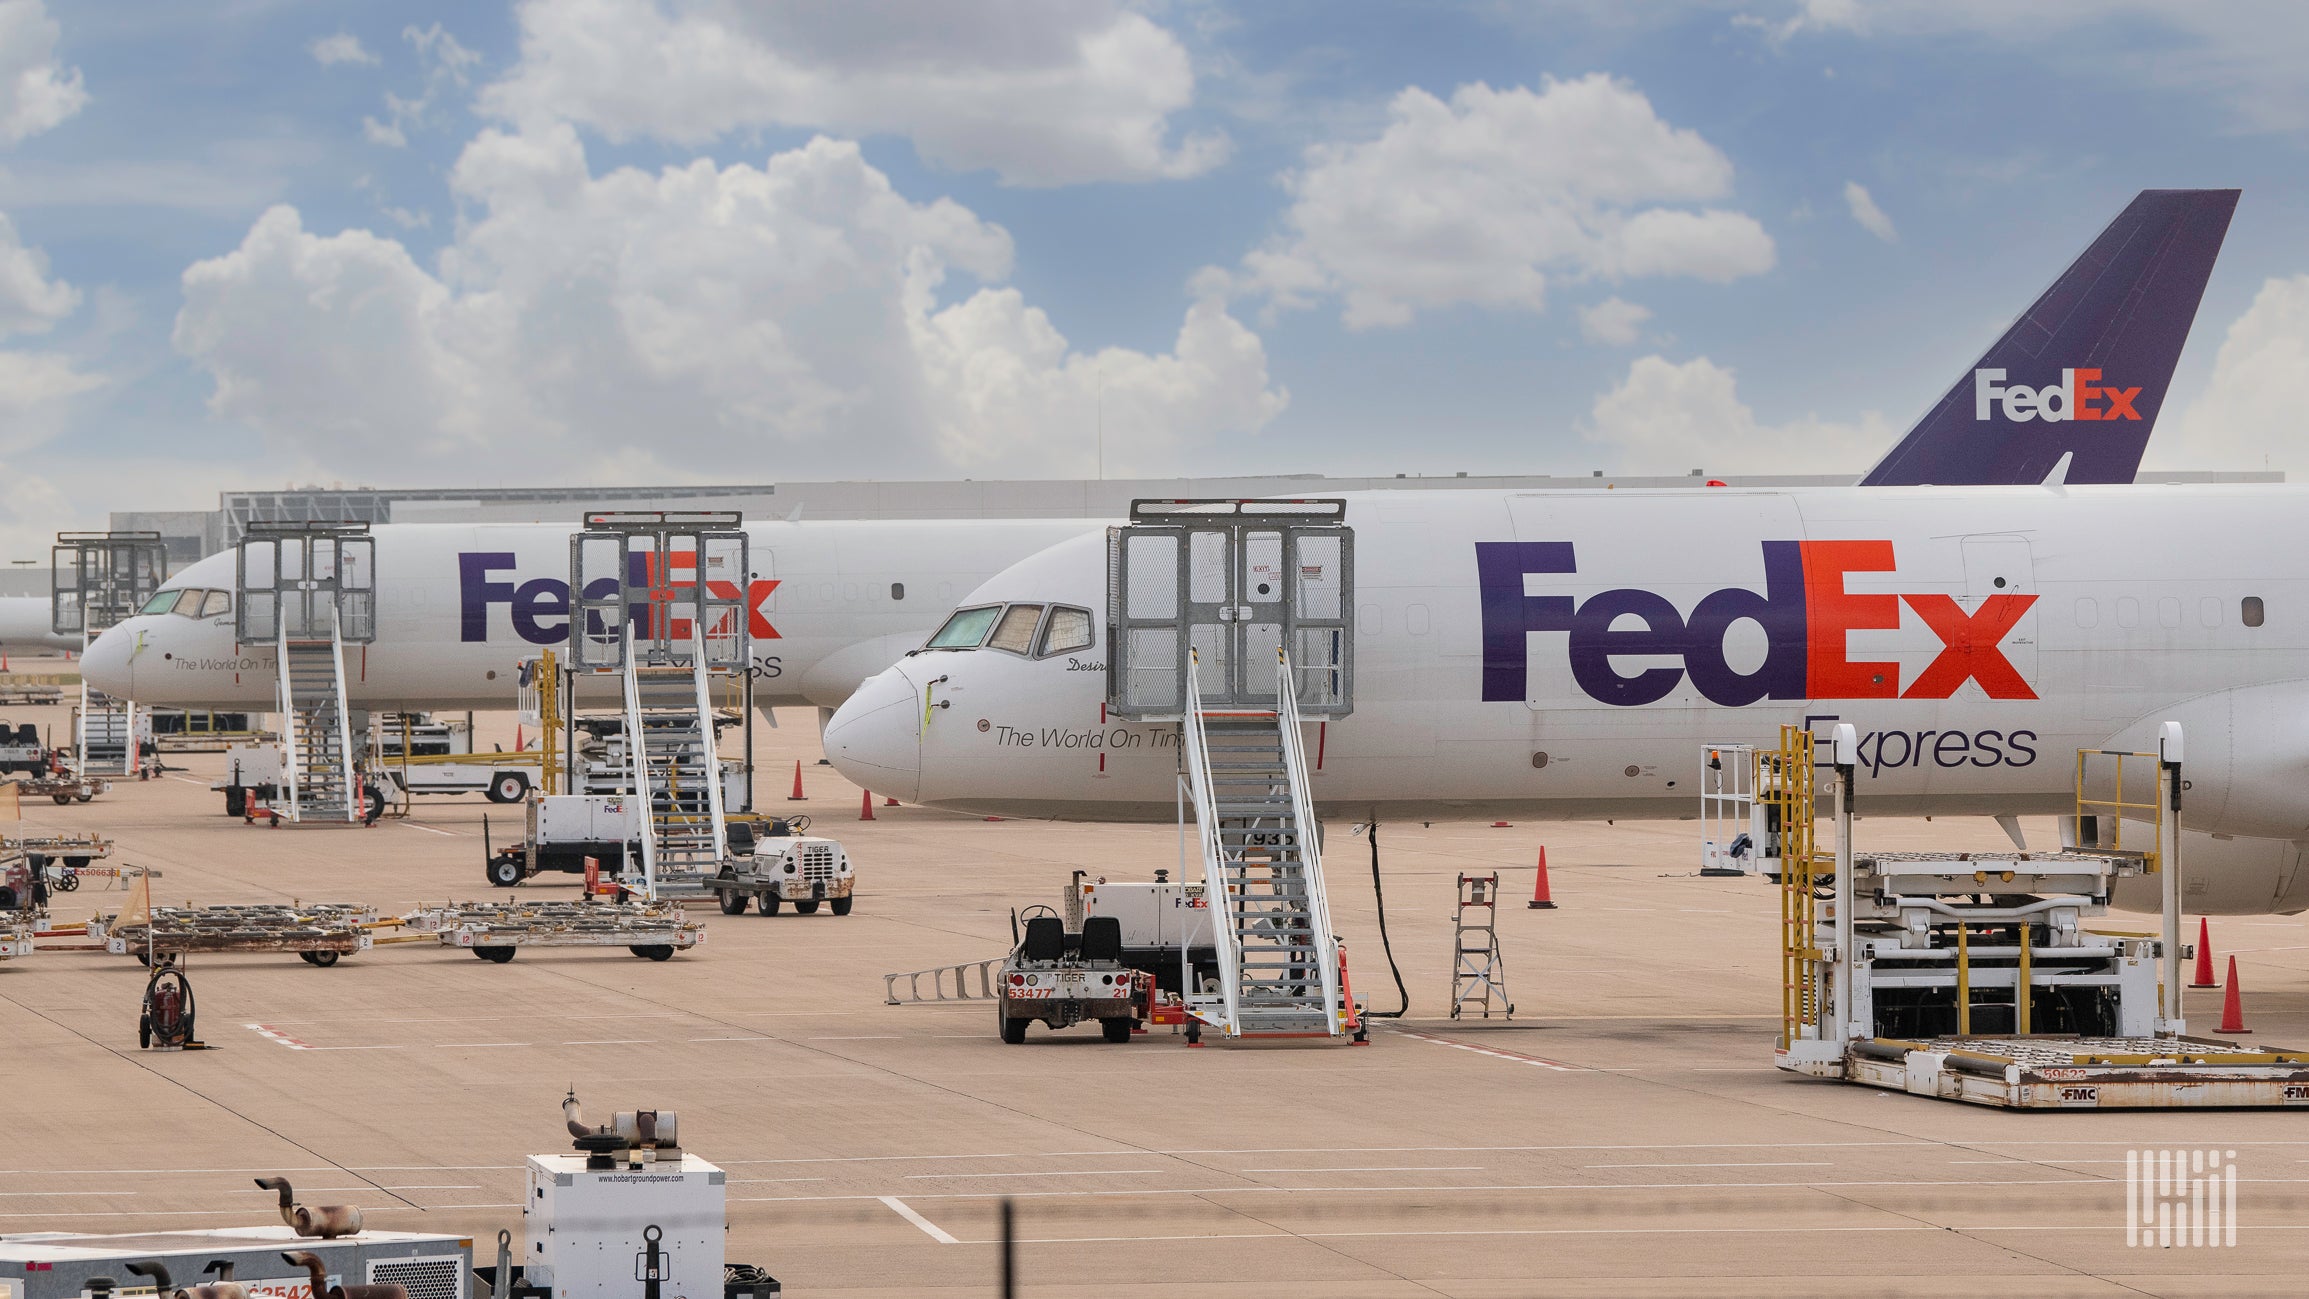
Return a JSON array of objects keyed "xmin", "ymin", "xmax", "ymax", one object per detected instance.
[
  {"xmin": 476, "ymin": 0, "xmax": 1223, "ymax": 186},
  {"xmin": 364, "ymin": 23, "xmax": 482, "ymax": 149},
  {"xmin": 310, "ymin": 33, "xmax": 379, "ymax": 68},
  {"xmin": 1842, "ymin": 180, "xmax": 1897, "ymax": 243},
  {"xmin": 1579, "ymin": 296, "xmax": 1651, "ymax": 346},
  {"xmin": 1240, "ymin": 76, "xmax": 1775, "ymax": 330},
  {"xmin": 0, "ymin": 0, "xmax": 85, "ymax": 145},
  {"xmin": 0, "ymin": 209, "xmax": 74, "ymax": 336},
  {"xmin": 1585, "ymin": 354, "xmax": 1891, "ymax": 475},
  {"xmin": 173, "ymin": 127, "xmax": 1283, "ymax": 482},
  {"xmin": 2158, "ymin": 274, "xmax": 2309, "ymax": 473}
]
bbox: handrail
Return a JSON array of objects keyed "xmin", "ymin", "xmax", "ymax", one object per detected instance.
[
  {"xmin": 327, "ymin": 601, "xmax": 358, "ymax": 821},
  {"xmin": 621, "ymin": 623, "xmax": 658, "ymax": 899},
  {"xmin": 276, "ymin": 619, "xmax": 300, "ymax": 822},
  {"xmin": 1180, "ymin": 650, "xmax": 1239, "ymax": 1033},
  {"xmin": 1273, "ymin": 648, "xmax": 1343, "ymax": 1034},
  {"xmin": 691, "ymin": 619, "xmax": 730, "ymax": 862}
]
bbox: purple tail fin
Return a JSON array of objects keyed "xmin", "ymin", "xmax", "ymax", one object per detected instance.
[{"xmin": 1860, "ymin": 189, "xmax": 2238, "ymax": 486}]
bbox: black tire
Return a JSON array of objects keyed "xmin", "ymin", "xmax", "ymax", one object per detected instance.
[
  {"xmin": 792, "ymin": 898, "xmax": 821, "ymax": 915},
  {"xmin": 301, "ymin": 950, "xmax": 339, "ymax": 968},
  {"xmin": 759, "ymin": 895, "xmax": 782, "ymax": 915},
  {"xmin": 51, "ymin": 794, "xmax": 69, "ymax": 805},
  {"xmin": 364, "ymin": 787, "xmax": 387, "ymax": 822},
  {"xmin": 1000, "ymin": 1009, "xmax": 1029, "ymax": 1045},
  {"xmin": 718, "ymin": 890, "xmax": 749, "ymax": 915},
  {"xmin": 75, "ymin": 794, "xmax": 91, "ymax": 804},
  {"xmin": 487, "ymin": 772, "xmax": 529, "ymax": 804},
  {"xmin": 830, "ymin": 895, "xmax": 854, "ymax": 916},
  {"xmin": 1102, "ymin": 1017, "xmax": 1134, "ymax": 1043},
  {"xmin": 631, "ymin": 945, "xmax": 675, "ymax": 962},
  {"xmin": 475, "ymin": 946, "xmax": 516, "ymax": 963},
  {"xmin": 64, "ymin": 856, "xmax": 87, "ymax": 869},
  {"xmin": 485, "ymin": 855, "xmax": 525, "ymax": 888}
]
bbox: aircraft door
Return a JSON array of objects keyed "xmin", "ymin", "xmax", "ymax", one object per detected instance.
[{"xmin": 1960, "ymin": 534, "xmax": 2036, "ymax": 685}]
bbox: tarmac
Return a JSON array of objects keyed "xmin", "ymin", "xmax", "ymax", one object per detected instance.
[{"xmin": 2, "ymin": 702, "xmax": 2305, "ymax": 1297}]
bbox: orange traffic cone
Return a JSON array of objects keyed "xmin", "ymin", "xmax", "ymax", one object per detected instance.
[
  {"xmin": 789, "ymin": 760, "xmax": 805, "ymax": 801},
  {"xmin": 2218, "ymin": 956, "xmax": 2252, "ymax": 1035},
  {"xmin": 2190, "ymin": 917, "xmax": 2219, "ymax": 988},
  {"xmin": 1528, "ymin": 848, "xmax": 1557, "ymax": 910},
  {"xmin": 885, "ymin": 796, "xmax": 899, "ymax": 807},
  {"xmin": 859, "ymin": 789, "xmax": 876, "ymax": 821},
  {"xmin": 514, "ymin": 725, "xmax": 525, "ymax": 752}
]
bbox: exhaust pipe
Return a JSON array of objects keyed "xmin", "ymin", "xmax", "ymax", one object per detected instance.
[{"xmin": 253, "ymin": 1176, "xmax": 363, "ymax": 1240}]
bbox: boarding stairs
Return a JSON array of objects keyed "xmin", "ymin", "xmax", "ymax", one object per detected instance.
[
  {"xmin": 1180, "ymin": 652, "xmax": 1346, "ymax": 1037},
  {"xmin": 74, "ymin": 687, "xmax": 139, "ymax": 779},
  {"xmin": 617, "ymin": 643, "xmax": 731, "ymax": 898},
  {"xmin": 275, "ymin": 613, "xmax": 359, "ymax": 824},
  {"xmin": 52, "ymin": 532, "xmax": 167, "ymax": 781}
]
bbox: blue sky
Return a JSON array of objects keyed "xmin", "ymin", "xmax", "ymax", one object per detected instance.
[{"xmin": 2, "ymin": 0, "xmax": 2306, "ymax": 556}]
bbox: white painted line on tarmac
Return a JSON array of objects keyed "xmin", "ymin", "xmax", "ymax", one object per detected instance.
[
  {"xmin": 877, "ymin": 1196, "xmax": 958, "ymax": 1245},
  {"xmin": 0, "ymin": 1191, "xmax": 132, "ymax": 1197},
  {"xmin": 1391, "ymin": 1028, "xmax": 1586, "ymax": 1072},
  {"xmin": 246, "ymin": 1023, "xmax": 309, "ymax": 1050},
  {"xmin": 402, "ymin": 822, "xmax": 459, "ymax": 837},
  {"xmin": 377, "ymin": 1185, "xmax": 481, "ymax": 1191},
  {"xmin": 688, "ymin": 1036, "xmax": 769, "ymax": 1042},
  {"xmin": 165, "ymin": 776, "xmax": 209, "ymax": 787},
  {"xmin": 904, "ymin": 1170, "xmax": 1162, "ymax": 1180},
  {"xmin": 1587, "ymin": 1162, "xmax": 1833, "ymax": 1169},
  {"xmin": 1246, "ymin": 1167, "xmax": 1484, "ymax": 1174},
  {"xmin": 437, "ymin": 1042, "xmax": 529, "ymax": 1048},
  {"xmin": 561, "ymin": 1039, "xmax": 648, "ymax": 1045}
]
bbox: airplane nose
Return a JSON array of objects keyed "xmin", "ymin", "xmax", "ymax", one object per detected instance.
[
  {"xmin": 80, "ymin": 623, "xmax": 138, "ymax": 698},
  {"xmin": 823, "ymin": 662, "xmax": 923, "ymax": 804}
]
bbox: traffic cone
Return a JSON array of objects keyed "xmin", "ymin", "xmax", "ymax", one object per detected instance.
[
  {"xmin": 2217, "ymin": 956, "xmax": 2252, "ymax": 1035},
  {"xmin": 2190, "ymin": 917, "xmax": 2219, "ymax": 988},
  {"xmin": 859, "ymin": 789, "xmax": 876, "ymax": 821},
  {"xmin": 1528, "ymin": 848, "xmax": 1557, "ymax": 909},
  {"xmin": 514, "ymin": 725, "xmax": 525, "ymax": 752},
  {"xmin": 788, "ymin": 760, "xmax": 805, "ymax": 801},
  {"xmin": 885, "ymin": 796, "xmax": 899, "ymax": 807}
]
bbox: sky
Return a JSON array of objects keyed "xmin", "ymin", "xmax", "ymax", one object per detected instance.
[{"xmin": 1, "ymin": 0, "xmax": 2307, "ymax": 560}]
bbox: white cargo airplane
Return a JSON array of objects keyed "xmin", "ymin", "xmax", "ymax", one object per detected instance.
[
  {"xmin": 821, "ymin": 191, "xmax": 2309, "ymax": 914},
  {"xmin": 0, "ymin": 597, "xmax": 78, "ymax": 653},
  {"xmin": 78, "ymin": 518, "xmax": 1098, "ymax": 715}
]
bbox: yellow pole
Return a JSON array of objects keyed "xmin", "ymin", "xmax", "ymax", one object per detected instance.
[
  {"xmin": 1956, "ymin": 923, "xmax": 1970, "ymax": 1036},
  {"xmin": 2017, "ymin": 922, "xmax": 2032, "ymax": 1036}
]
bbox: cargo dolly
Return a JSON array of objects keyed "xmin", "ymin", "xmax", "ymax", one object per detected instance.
[
  {"xmin": 14, "ymin": 770, "xmax": 109, "ymax": 804},
  {"xmin": 403, "ymin": 898, "xmax": 703, "ymax": 963},
  {"xmin": 91, "ymin": 902, "xmax": 380, "ymax": 967}
]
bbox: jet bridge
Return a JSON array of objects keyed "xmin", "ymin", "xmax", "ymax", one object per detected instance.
[
  {"xmin": 52, "ymin": 532, "xmax": 167, "ymax": 780},
  {"xmin": 1106, "ymin": 500, "xmax": 1361, "ymax": 1042},
  {"xmin": 235, "ymin": 523, "xmax": 375, "ymax": 823},
  {"xmin": 568, "ymin": 511, "xmax": 754, "ymax": 901}
]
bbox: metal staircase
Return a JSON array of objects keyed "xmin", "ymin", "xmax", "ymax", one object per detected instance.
[
  {"xmin": 572, "ymin": 512, "xmax": 751, "ymax": 901},
  {"xmin": 1105, "ymin": 499, "xmax": 1358, "ymax": 1041},
  {"xmin": 275, "ymin": 611, "xmax": 359, "ymax": 823},
  {"xmin": 53, "ymin": 532, "xmax": 166, "ymax": 780},
  {"xmin": 236, "ymin": 523, "xmax": 376, "ymax": 825},
  {"xmin": 1180, "ymin": 651, "xmax": 1346, "ymax": 1037}
]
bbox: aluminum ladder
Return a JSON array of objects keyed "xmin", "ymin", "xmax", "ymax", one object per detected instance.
[
  {"xmin": 274, "ymin": 608, "xmax": 359, "ymax": 823},
  {"xmin": 1181, "ymin": 650, "xmax": 1346, "ymax": 1038},
  {"xmin": 1450, "ymin": 873, "xmax": 1514, "ymax": 1019},
  {"xmin": 616, "ymin": 623, "xmax": 730, "ymax": 900}
]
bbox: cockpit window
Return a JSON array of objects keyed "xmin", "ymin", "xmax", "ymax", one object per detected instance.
[
  {"xmin": 141, "ymin": 589, "xmax": 183, "ymax": 615},
  {"xmin": 987, "ymin": 604, "xmax": 1044, "ymax": 654},
  {"xmin": 199, "ymin": 590, "xmax": 231, "ymax": 618},
  {"xmin": 1036, "ymin": 606, "xmax": 1093, "ymax": 657},
  {"xmin": 926, "ymin": 605, "xmax": 1002, "ymax": 649}
]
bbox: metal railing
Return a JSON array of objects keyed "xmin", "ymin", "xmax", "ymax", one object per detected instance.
[
  {"xmin": 1178, "ymin": 650, "xmax": 1240, "ymax": 1032},
  {"xmin": 883, "ymin": 958, "xmax": 1004, "ymax": 1005},
  {"xmin": 1272, "ymin": 647, "xmax": 1343, "ymax": 1033},
  {"xmin": 620, "ymin": 624, "xmax": 658, "ymax": 900},
  {"xmin": 1763, "ymin": 725, "xmax": 1822, "ymax": 1051},
  {"xmin": 2074, "ymin": 747, "xmax": 2164, "ymax": 870}
]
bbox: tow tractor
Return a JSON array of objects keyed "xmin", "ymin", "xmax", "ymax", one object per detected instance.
[
  {"xmin": 994, "ymin": 896, "xmax": 1149, "ymax": 1044},
  {"xmin": 0, "ymin": 720, "xmax": 48, "ymax": 774}
]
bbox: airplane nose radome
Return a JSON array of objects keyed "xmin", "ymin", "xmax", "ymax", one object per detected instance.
[
  {"xmin": 81, "ymin": 625, "xmax": 135, "ymax": 697},
  {"xmin": 823, "ymin": 665, "xmax": 923, "ymax": 805}
]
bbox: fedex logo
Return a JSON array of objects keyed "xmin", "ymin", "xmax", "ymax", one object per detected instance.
[
  {"xmin": 1476, "ymin": 540, "xmax": 2037, "ymax": 708},
  {"xmin": 459, "ymin": 552, "xmax": 779, "ymax": 646},
  {"xmin": 1974, "ymin": 368, "xmax": 2140, "ymax": 423}
]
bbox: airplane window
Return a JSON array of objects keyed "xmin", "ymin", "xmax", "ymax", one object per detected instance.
[
  {"xmin": 926, "ymin": 605, "xmax": 1002, "ymax": 649},
  {"xmin": 1037, "ymin": 606, "xmax": 1094, "ymax": 657},
  {"xmin": 140, "ymin": 589, "xmax": 183, "ymax": 615},
  {"xmin": 171, "ymin": 589, "xmax": 206, "ymax": 616},
  {"xmin": 987, "ymin": 604, "xmax": 1045, "ymax": 654},
  {"xmin": 200, "ymin": 590, "xmax": 232, "ymax": 618},
  {"xmin": 890, "ymin": 583, "xmax": 904, "ymax": 601},
  {"xmin": 2243, "ymin": 596, "xmax": 2265, "ymax": 628}
]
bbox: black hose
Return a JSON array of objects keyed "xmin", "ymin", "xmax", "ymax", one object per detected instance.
[{"xmin": 1363, "ymin": 818, "xmax": 1408, "ymax": 1018}]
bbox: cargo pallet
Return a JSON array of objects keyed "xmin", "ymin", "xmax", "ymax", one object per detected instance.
[
  {"xmin": 91, "ymin": 902, "xmax": 380, "ymax": 966},
  {"xmin": 404, "ymin": 898, "xmax": 703, "ymax": 963}
]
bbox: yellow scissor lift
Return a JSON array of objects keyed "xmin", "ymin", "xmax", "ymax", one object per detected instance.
[{"xmin": 1721, "ymin": 722, "xmax": 2309, "ymax": 1109}]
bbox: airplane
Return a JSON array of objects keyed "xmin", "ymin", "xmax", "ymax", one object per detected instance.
[
  {"xmin": 0, "ymin": 597, "xmax": 81, "ymax": 653},
  {"xmin": 819, "ymin": 191, "xmax": 2309, "ymax": 915},
  {"xmin": 79, "ymin": 518, "xmax": 1101, "ymax": 717}
]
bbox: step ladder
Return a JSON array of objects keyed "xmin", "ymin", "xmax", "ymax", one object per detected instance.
[
  {"xmin": 52, "ymin": 531, "xmax": 167, "ymax": 781},
  {"xmin": 1181, "ymin": 650, "xmax": 1347, "ymax": 1038},
  {"xmin": 1450, "ymin": 873, "xmax": 1513, "ymax": 1019},
  {"xmin": 275, "ymin": 609, "xmax": 359, "ymax": 824},
  {"xmin": 74, "ymin": 685, "xmax": 139, "ymax": 779},
  {"xmin": 617, "ymin": 628, "xmax": 730, "ymax": 899}
]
